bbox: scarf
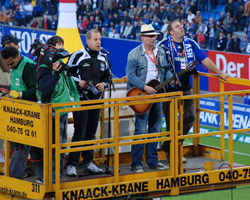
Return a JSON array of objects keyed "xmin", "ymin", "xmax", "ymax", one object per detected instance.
[{"xmin": 166, "ymin": 35, "xmax": 195, "ymax": 73}]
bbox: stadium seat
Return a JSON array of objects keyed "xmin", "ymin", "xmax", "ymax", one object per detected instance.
[
  {"xmin": 215, "ymin": 12, "xmax": 221, "ymax": 21},
  {"xmin": 210, "ymin": 12, "xmax": 216, "ymax": 20},
  {"xmin": 203, "ymin": 11, "xmax": 210, "ymax": 21}
]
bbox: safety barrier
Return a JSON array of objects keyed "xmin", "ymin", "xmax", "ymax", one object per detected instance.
[{"xmin": 0, "ymin": 73, "xmax": 250, "ymax": 199}]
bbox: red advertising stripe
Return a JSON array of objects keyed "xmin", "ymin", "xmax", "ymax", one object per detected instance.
[{"xmin": 208, "ymin": 50, "xmax": 250, "ymax": 93}]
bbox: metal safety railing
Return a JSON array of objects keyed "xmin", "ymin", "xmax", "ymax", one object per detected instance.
[{"xmin": 1, "ymin": 73, "xmax": 250, "ymax": 199}]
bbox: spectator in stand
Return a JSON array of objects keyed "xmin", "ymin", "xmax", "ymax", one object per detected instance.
[
  {"xmin": 244, "ymin": 93, "xmax": 250, "ymax": 105},
  {"xmin": 0, "ymin": 10, "xmax": 10, "ymax": 24},
  {"xmin": 218, "ymin": 11, "xmax": 225, "ymax": 25},
  {"xmin": 140, "ymin": 5, "xmax": 148, "ymax": 18},
  {"xmin": 41, "ymin": 15, "xmax": 52, "ymax": 30},
  {"xmin": 165, "ymin": 6, "xmax": 173, "ymax": 21},
  {"xmin": 30, "ymin": 17, "xmax": 39, "ymax": 28},
  {"xmin": 93, "ymin": 16, "xmax": 102, "ymax": 31},
  {"xmin": 77, "ymin": 15, "xmax": 83, "ymax": 32},
  {"xmin": 122, "ymin": 21, "xmax": 133, "ymax": 39},
  {"xmin": 161, "ymin": 19, "xmax": 169, "ymax": 38},
  {"xmin": 216, "ymin": 32, "xmax": 227, "ymax": 51},
  {"xmin": 183, "ymin": 0, "xmax": 190, "ymax": 15},
  {"xmin": 234, "ymin": 5, "xmax": 245, "ymax": 31},
  {"xmin": 2, "ymin": 5, "xmax": 8, "ymax": 15},
  {"xmin": 149, "ymin": 0, "xmax": 159, "ymax": 10},
  {"xmin": 81, "ymin": 16, "xmax": 89, "ymax": 33},
  {"xmin": 179, "ymin": 8, "xmax": 187, "ymax": 20},
  {"xmin": 147, "ymin": 7, "xmax": 154, "ymax": 20},
  {"xmin": 244, "ymin": 0, "xmax": 250, "ymax": 25},
  {"xmin": 142, "ymin": 13, "xmax": 151, "ymax": 24},
  {"xmin": 77, "ymin": 1, "xmax": 85, "ymax": 17},
  {"xmin": 51, "ymin": 14, "xmax": 58, "ymax": 30},
  {"xmin": 129, "ymin": 21, "xmax": 140, "ymax": 40},
  {"xmin": 208, "ymin": 22, "xmax": 215, "ymax": 50},
  {"xmin": 113, "ymin": 12, "xmax": 120, "ymax": 29},
  {"xmin": 214, "ymin": 21, "xmax": 225, "ymax": 45},
  {"xmin": 225, "ymin": 0, "xmax": 235, "ymax": 17},
  {"xmin": 116, "ymin": 0, "xmax": 127, "ymax": 12},
  {"xmin": 83, "ymin": 0, "xmax": 92, "ymax": 13},
  {"xmin": 197, "ymin": 30, "xmax": 206, "ymax": 48},
  {"xmin": 189, "ymin": 1, "xmax": 197, "ymax": 15},
  {"xmin": 246, "ymin": 39, "xmax": 250, "ymax": 53},
  {"xmin": 14, "ymin": 0, "xmax": 20, "ymax": 11},
  {"xmin": 108, "ymin": 27, "xmax": 120, "ymax": 39},
  {"xmin": 196, "ymin": 20, "xmax": 206, "ymax": 34},
  {"xmin": 94, "ymin": 9, "xmax": 104, "ymax": 24},
  {"xmin": 119, "ymin": 20, "xmax": 126, "ymax": 36},
  {"xmin": 137, "ymin": 0, "xmax": 144, "ymax": 8},
  {"xmin": 157, "ymin": 6, "xmax": 166, "ymax": 22},
  {"xmin": 129, "ymin": 5, "xmax": 137, "ymax": 18},
  {"xmin": 101, "ymin": 27, "xmax": 108, "ymax": 37},
  {"xmin": 9, "ymin": 0, "xmax": 16, "ymax": 11},
  {"xmin": 228, "ymin": 33, "xmax": 241, "ymax": 53},
  {"xmin": 226, "ymin": 33, "xmax": 232, "ymax": 51},
  {"xmin": 175, "ymin": 8, "xmax": 182, "ymax": 20},
  {"xmin": 7, "ymin": 8, "xmax": 16, "ymax": 26},
  {"xmin": 135, "ymin": 4, "xmax": 142, "ymax": 17},
  {"xmin": 121, "ymin": 10, "xmax": 131, "ymax": 25},
  {"xmin": 151, "ymin": 16, "xmax": 161, "ymax": 31},
  {"xmin": 190, "ymin": 19, "xmax": 198, "ymax": 34},
  {"xmin": 105, "ymin": 14, "xmax": 114, "ymax": 29},
  {"xmin": 24, "ymin": 1, "xmax": 33, "ymax": 21},
  {"xmin": 240, "ymin": 34, "xmax": 248, "ymax": 53},
  {"xmin": 187, "ymin": 10, "xmax": 195, "ymax": 24},
  {"xmin": 223, "ymin": 12, "xmax": 234, "ymax": 34},
  {"xmin": 194, "ymin": 11, "xmax": 203, "ymax": 24},
  {"xmin": 19, "ymin": 1, "xmax": 25, "ymax": 12},
  {"xmin": 87, "ymin": 15, "xmax": 95, "ymax": 31},
  {"xmin": 15, "ymin": 7, "xmax": 26, "ymax": 27}
]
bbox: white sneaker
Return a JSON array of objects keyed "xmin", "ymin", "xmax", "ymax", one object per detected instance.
[
  {"xmin": 183, "ymin": 157, "xmax": 187, "ymax": 163},
  {"xmin": 67, "ymin": 165, "xmax": 77, "ymax": 177},
  {"xmin": 85, "ymin": 162, "xmax": 103, "ymax": 174}
]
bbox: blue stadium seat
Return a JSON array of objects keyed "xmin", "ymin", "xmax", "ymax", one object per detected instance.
[
  {"xmin": 4, "ymin": 0, "xmax": 11, "ymax": 9},
  {"xmin": 215, "ymin": 12, "xmax": 221, "ymax": 21},
  {"xmin": 218, "ymin": 0, "xmax": 226, "ymax": 4},
  {"xmin": 210, "ymin": 12, "xmax": 216, "ymax": 20},
  {"xmin": 203, "ymin": 11, "xmax": 210, "ymax": 21}
]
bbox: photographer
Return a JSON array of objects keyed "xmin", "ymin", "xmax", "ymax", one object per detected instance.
[
  {"xmin": 34, "ymin": 36, "xmax": 79, "ymax": 183},
  {"xmin": 1, "ymin": 46, "xmax": 37, "ymax": 179},
  {"xmin": 66, "ymin": 29, "xmax": 111, "ymax": 176}
]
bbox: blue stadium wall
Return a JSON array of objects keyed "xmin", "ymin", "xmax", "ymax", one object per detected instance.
[{"xmin": 0, "ymin": 25, "xmax": 209, "ymax": 90}]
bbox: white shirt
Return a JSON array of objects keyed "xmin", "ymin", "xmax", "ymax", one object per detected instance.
[{"xmin": 144, "ymin": 47, "xmax": 159, "ymax": 83}]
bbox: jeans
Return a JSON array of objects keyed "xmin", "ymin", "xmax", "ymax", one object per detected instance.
[
  {"xmin": 131, "ymin": 102, "xmax": 162, "ymax": 169},
  {"xmin": 67, "ymin": 108, "xmax": 101, "ymax": 167},
  {"xmin": 10, "ymin": 143, "xmax": 30, "ymax": 179},
  {"xmin": 31, "ymin": 113, "xmax": 68, "ymax": 183},
  {"xmin": 162, "ymin": 89, "xmax": 196, "ymax": 155}
]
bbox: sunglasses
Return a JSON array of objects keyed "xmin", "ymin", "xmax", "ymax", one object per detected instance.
[{"xmin": 142, "ymin": 35, "xmax": 157, "ymax": 38}]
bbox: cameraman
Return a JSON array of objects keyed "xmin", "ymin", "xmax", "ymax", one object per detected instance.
[
  {"xmin": 66, "ymin": 29, "xmax": 111, "ymax": 176},
  {"xmin": 1, "ymin": 46, "xmax": 37, "ymax": 179},
  {"xmin": 35, "ymin": 36, "xmax": 79, "ymax": 183}
]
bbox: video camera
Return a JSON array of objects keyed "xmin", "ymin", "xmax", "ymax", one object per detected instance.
[{"xmin": 29, "ymin": 39, "xmax": 71, "ymax": 74}]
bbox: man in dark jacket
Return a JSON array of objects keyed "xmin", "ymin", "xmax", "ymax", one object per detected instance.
[{"xmin": 228, "ymin": 33, "xmax": 241, "ymax": 53}]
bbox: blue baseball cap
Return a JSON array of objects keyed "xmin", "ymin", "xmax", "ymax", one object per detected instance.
[{"xmin": 1, "ymin": 34, "xmax": 23, "ymax": 47}]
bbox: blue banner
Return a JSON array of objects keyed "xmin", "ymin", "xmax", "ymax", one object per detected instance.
[
  {"xmin": 200, "ymin": 98, "xmax": 250, "ymax": 129},
  {"xmin": 1, "ymin": 25, "xmax": 209, "ymax": 90}
]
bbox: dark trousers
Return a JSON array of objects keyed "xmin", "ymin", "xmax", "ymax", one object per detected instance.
[
  {"xmin": 162, "ymin": 89, "xmax": 196, "ymax": 157},
  {"xmin": 67, "ymin": 108, "xmax": 101, "ymax": 167}
]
